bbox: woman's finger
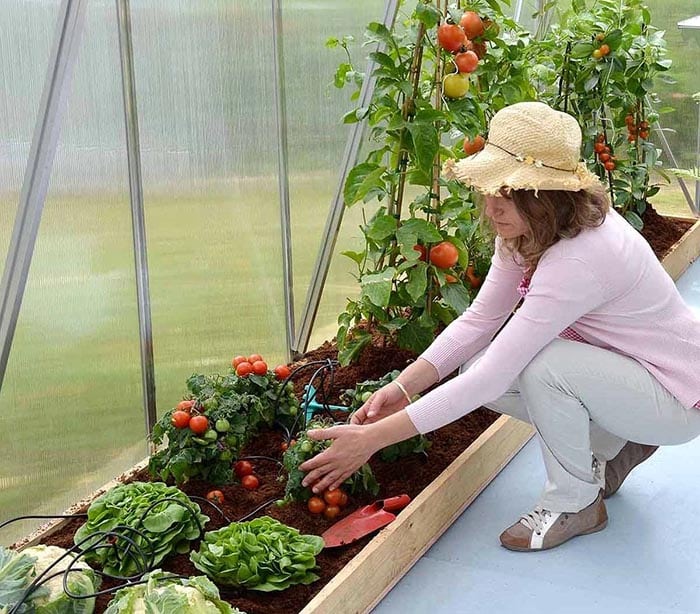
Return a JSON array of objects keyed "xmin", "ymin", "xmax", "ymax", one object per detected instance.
[
  {"xmin": 299, "ymin": 449, "xmax": 331, "ymax": 473},
  {"xmin": 310, "ymin": 470, "xmax": 343, "ymax": 495}
]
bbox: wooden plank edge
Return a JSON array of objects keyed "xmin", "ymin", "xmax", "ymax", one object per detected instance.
[
  {"xmin": 660, "ymin": 217, "xmax": 700, "ymax": 282},
  {"xmin": 301, "ymin": 416, "xmax": 535, "ymax": 614},
  {"xmin": 12, "ymin": 458, "xmax": 150, "ymax": 551}
]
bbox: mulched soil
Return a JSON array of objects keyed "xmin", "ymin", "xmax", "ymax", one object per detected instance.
[{"xmin": 29, "ymin": 206, "xmax": 692, "ymax": 613}]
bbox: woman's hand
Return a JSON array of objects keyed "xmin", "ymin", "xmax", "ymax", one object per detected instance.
[
  {"xmin": 350, "ymin": 381, "xmax": 409, "ymax": 425},
  {"xmin": 300, "ymin": 424, "xmax": 379, "ymax": 494}
]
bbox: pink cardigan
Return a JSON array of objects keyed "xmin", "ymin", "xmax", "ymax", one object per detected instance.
[{"xmin": 406, "ymin": 209, "xmax": 700, "ymax": 434}]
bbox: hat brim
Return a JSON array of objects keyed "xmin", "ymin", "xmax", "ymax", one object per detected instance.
[{"xmin": 443, "ymin": 145, "xmax": 601, "ymax": 195}]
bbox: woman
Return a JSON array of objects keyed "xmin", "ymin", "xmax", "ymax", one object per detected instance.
[{"xmin": 300, "ymin": 101, "xmax": 700, "ymax": 551}]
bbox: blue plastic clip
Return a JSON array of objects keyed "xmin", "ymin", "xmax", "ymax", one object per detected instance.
[{"xmin": 303, "ymin": 384, "xmax": 348, "ymax": 423}]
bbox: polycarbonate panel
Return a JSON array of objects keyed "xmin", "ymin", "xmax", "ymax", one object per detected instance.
[
  {"xmin": 130, "ymin": 1, "xmax": 286, "ymax": 408},
  {"xmin": 0, "ymin": 1, "xmax": 144, "ymax": 545},
  {"xmin": 282, "ymin": 0, "xmax": 386, "ymax": 350}
]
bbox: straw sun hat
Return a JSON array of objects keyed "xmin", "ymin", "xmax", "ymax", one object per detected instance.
[{"xmin": 443, "ymin": 101, "xmax": 601, "ymax": 195}]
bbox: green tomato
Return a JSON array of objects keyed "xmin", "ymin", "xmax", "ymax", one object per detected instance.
[
  {"xmin": 192, "ymin": 437, "xmax": 209, "ymax": 446},
  {"xmin": 300, "ymin": 441, "xmax": 313, "ymax": 453},
  {"xmin": 288, "ymin": 406, "xmax": 298, "ymax": 416},
  {"xmin": 443, "ymin": 73, "xmax": 470, "ymax": 99},
  {"xmin": 220, "ymin": 450, "xmax": 232, "ymax": 461},
  {"xmin": 215, "ymin": 418, "xmax": 230, "ymax": 432},
  {"xmin": 360, "ymin": 391, "xmax": 373, "ymax": 403},
  {"xmin": 204, "ymin": 429, "xmax": 218, "ymax": 442}
]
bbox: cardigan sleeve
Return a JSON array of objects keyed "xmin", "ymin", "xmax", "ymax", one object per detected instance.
[{"xmin": 407, "ymin": 256, "xmax": 605, "ymax": 434}]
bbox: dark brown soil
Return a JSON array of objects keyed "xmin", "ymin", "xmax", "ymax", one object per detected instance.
[
  {"xmin": 40, "ymin": 339, "xmax": 499, "ymax": 614},
  {"xmin": 641, "ymin": 206, "xmax": 693, "ymax": 259}
]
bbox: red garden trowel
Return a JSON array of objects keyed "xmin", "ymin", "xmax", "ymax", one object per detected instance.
[{"xmin": 322, "ymin": 494, "xmax": 412, "ymax": 548}]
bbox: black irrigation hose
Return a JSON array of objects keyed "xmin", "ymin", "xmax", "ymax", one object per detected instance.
[
  {"xmin": 189, "ymin": 495, "xmax": 233, "ymax": 524},
  {"xmin": 0, "ymin": 513, "xmax": 87, "ymax": 532},
  {"xmin": 236, "ymin": 498, "xmax": 280, "ymax": 523}
]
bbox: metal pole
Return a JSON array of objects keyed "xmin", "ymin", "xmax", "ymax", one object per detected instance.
[
  {"xmin": 0, "ymin": 0, "xmax": 88, "ymax": 391},
  {"xmin": 271, "ymin": 0, "xmax": 295, "ymax": 361},
  {"xmin": 116, "ymin": 0, "xmax": 157, "ymax": 437},
  {"xmin": 292, "ymin": 0, "xmax": 401, "ymax": 355},
  {"xmin": 695, "ymin": 98, "xmax": 700, "ymax": 212},
  {"xmin": 513, "ymin": 0, "xmax": 524, "ymax": 24}
]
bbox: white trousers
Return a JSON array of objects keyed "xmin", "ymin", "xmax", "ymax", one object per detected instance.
[{"xmin": 462, "ymin": 339, "xmax": 700, "ymax": 512}]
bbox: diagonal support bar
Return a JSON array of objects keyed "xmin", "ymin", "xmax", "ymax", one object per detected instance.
[
  {"xmin": 0, "ymin": 0, "xmax": 88, "ymax": 392},
  {"xmin": 116, "ymin": 0, "xmax": 158, "ymax": 439},
  {"xmin": 292, "ymin": 0, "xmax": 400, "ymax": 355}
]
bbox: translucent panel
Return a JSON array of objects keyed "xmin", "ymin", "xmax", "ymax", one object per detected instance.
[
  {"xmin": 282, "ymin": 0, "xmax": 385, "ymax": 350},
  {"xmin": 0, "ymin": 2, "xmax": 60, "ymax": 259},
  {"xmin": 130, "ymin": 1, "xmax": 286, "ymax": 407},
  {"xmin": 644, "ymin": 0, "xmax": 699, "ymax": 216},
  {"xmin": 0, "ymin": 1, "xmax": 143, "ymax": 545}
]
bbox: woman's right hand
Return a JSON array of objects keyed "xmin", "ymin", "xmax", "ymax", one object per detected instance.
[{"xmin": 350, "ymin": 382, "xmax": 411, "ymax": 425}]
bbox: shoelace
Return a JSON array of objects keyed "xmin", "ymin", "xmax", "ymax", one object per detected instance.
[{"xmin": 519, "ymin": 508, "xmax": 551, "ymax": 535}]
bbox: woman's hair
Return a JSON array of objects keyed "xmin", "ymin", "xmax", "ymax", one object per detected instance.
[{"xmin": 495, "ymin": 183, "xmax": 610, "ymax": 271}]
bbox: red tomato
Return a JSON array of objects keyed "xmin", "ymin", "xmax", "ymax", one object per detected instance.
[
  {"xmin": 176, "ymin": 400, "xmax": 194, "ymax": 412},
  {"xmin": 445, "ymin": 274, "xmax": 458, "ymax": 284},
  {"xmin": 460, "ymin": 11, "xmax": 484, "ymax": 39},
  {"xmin": 206, "ymin": 490, "xmax": 224, "ymax": 505},
  {"xmin": 337, "ymin": 491, "xmax": 349, "ymax": 508},
  {"xmin": 463, "ymin": 134, "xmax": 485, "ymax": 156},
  {"xmin": 323, "ymin": 489, "xmax": 344, "ymax": 506},
  {"xmin": 599, "ymin": 153, "xmax": 610, "ymax": 162},
  {"xmin": 324, "ymin": 505, "xmax": 341, "ymax": 520},
  {"xmin": 232, "ymin": 355, "xmax": 248, "ymax": 368},
  {"xmin": 594, "ymin": 142, "xmax": 606, "ymax": 154},
  {"xmin": 604, "ymin": 161, "xmax": 616, "ymax": 171},
  {"xmin": 248, "ymin": 353, "xmax": 264, "ymax": 364},
  {"xmin": 274, "ymin": 364, "xmax": 291, "ymax": 380},
  {"xmin": 241, "ymin": 474, "xmax": 260, "ymax": 490},
  {"xmin": 429, "ymin": 241, "xmax": 459, "ymax": 269},
  {"xmin": 413, "ymin": 244, "xmax": 427, "ymax": 261},
  {"xmin": 171, "ymin": 410, "xmax": 191, "ymax": 429},
  {"xmin": 236, "ymin": 361, "xmax": 253, "ymax": 377},
  {"xmin": 252, "ymin": 360, "xmax": 268, "ymax": 375},
  {"xmin": 437, "ymin": 23, "xmax": 466, "ymax": 53},
  {"xmin": 307, "ymin": 496, "xmax": 326, "ymax": 514},
  {"xmin": 234, "ymin": 460, "xmax": 254, "ymax": 477},
  {"xmin": 455, "ymin": 50, "xmax": 479, "ymax": 73},
  {"xmin": 600, "ymin": 44, "xmax": 610, "ymax": 56},
  {"xmin": 189, "ymin": 415, "xmax": 208, "ymax": 435},
  {"xmin": 280, "ymin": 441, "xmax": 289, "ymax": 452}
]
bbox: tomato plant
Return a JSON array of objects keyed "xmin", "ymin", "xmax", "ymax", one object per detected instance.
[{"xmin": 330, "ymin": 1, "xmax": 529, "ymax": 363}]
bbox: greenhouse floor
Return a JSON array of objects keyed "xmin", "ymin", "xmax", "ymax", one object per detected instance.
[{"xmin": 374, "ymin": 256, "xmax": 700, "ymax": 614}]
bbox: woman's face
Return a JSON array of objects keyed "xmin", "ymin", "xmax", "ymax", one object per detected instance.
[{"xmin": 483, "ymin": 192, "xmax": 530, "ymax": 239}]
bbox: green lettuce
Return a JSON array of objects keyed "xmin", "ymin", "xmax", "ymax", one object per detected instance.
[
  {"xmin": 190, "ymin": 516, "xmax": 324, "ymax": 592},
  {"xmin": 74, "ymin": 482, "xmax": 209, "ymax": 577},
  {"xmin": 104, "ymin": 570, "xmax": 244, "ymax": 613}
]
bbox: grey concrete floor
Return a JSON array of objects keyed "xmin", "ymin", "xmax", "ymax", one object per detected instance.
[{"xmin": 373, "ymin": 257, "xmax": 700, "ymax": 614}]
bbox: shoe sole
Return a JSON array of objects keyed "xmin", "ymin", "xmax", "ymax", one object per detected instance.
[
  {"xmin": 603, "ymin": 446, "xmax": 658, "ymax": 499},
  {"xmin": 500, "ymin": 519, "xmax": 608, "ymax": 552}
]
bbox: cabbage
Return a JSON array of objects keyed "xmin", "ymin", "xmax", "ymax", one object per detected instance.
[
  {"xmin": 0, "ymin": 545, "xmax": 99, "ymax": 614},
  {"xmin": 104, "ymin": 570, "xmax": 245, "ymax": 613}
]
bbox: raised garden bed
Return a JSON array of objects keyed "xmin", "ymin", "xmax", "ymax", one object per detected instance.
[{"xmin": 10, "ymin": 205, "xmax": 700, "ymax": 614}]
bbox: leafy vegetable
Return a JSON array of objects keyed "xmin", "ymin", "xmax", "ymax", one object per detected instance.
[
  {"xmin": 190, "ymin": 517, "xmax": 324, "ymax": 592},
  {"xmin": 74, "ymin": 482, "xmax": 209, "ymax": 577},
  {"xmin": 104, "ymin": 569, "xmax": 244, "ymax": 613},
  {"xmin": 341, "ymin": 371, "xmax": 431, "ymax": 462},
  {"xmin": 282, "ymin": 418, "xmax": 379, "ymax": 503},
  {"xmin": 0, "ymin": 545, "xmax": 99, "ymax": 614}
]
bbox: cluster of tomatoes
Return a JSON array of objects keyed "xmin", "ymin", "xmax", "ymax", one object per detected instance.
[
  {"xmin": 592, "ymin": 33, "xmax": 611, "ymax": 60},
  {"xmin": 437, "ymin": 12, "xmax": 492, "ymax": 100},
  {"xmin": 203, "ymin": 459, "xmax": 261, "ymax": 506},
  {"xmin": 625, "ymin": 113, "xmax": 650, "ymax": 143},
  {"xmin": 170, "ymin": 399, "xmax": 212, "ymax": 436},
  {"xmin": 231, "ymin": 353, "xmax": 291, "ymax": 380},
  {"xmin": 593, "ymin": 134, "xmax": 616, "ymax": 172},
  {"xmin": 412, "ymin": 241, "xmax": 482, "ymax": 289},
  {"xmin": 307, "ymin": 487, "xmax": 349, "ymax": 520}
]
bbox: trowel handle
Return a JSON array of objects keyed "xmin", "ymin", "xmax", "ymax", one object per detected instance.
[{"xmin": 382, "ymin": 494, "xmax": 411, "ymax": 512}]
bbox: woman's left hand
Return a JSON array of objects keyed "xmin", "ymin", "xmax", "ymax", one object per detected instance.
[{"xmin": 300, "ymin": 424, "xmax": 377, "ymax": 494}]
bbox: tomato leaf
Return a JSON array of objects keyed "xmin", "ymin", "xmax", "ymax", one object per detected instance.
[
  {"xmin": 441, "ymin": 282, "xmax": 471, "ymax": 314},
  {"xmin": 343, "ymin": 163, "xmax": 386, "ymax": 206},
  {"xmin": 407, "ymin": 123, "xmax": 439, "ymax": 176},
  {"xmin": 414, "ymin": 2, "xmax": 440, "ymax": 28},
  {"xmin": 624, "ymin": 210, "xmax": 644, "ymax": 231},
  {"xmin": 360, "ymin": 267, "xmax": 395, "ymax": 308},
  {"xmin": 366, "ymin": 213, "xmax": 398, "ymax": 241},
  {"xmin": 397, "ymin": 321, "xmax": 436, "ymax": 355},
  {"xmin": 406, "ymin": 262, "xmax": 428, "ymax": 302}
]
